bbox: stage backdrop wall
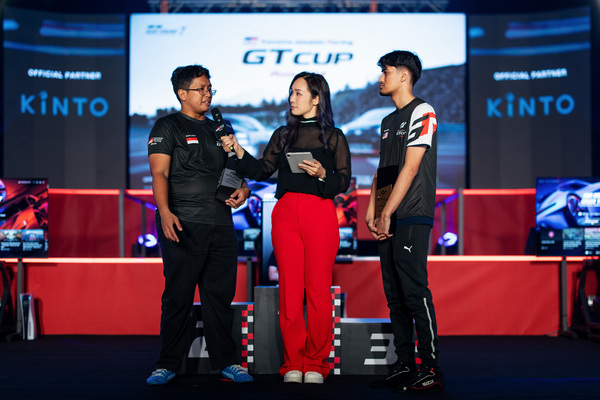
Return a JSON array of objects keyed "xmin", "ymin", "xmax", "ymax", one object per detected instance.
[
  {"xmin": 43, "ymin": 188, "xmax": 535, "ymax": 258},
  {"xmin": 1, "ymin": 188, "xmax": 571, "ymax": 337},
  {"xmin": 2, "ymin": 256, "xmax": 584, "ymax": 336}
]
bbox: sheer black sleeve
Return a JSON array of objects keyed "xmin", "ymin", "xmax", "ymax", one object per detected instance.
[
  {"xmin": 236, "ymin": 127, "xmax": 282, "ymax": 181},
  {"xmin": 320, "ymin": 128, "xmax": 352, "ymax": 198}
]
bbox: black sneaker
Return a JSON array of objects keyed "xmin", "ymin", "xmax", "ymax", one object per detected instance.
[
  {"xmin": 370, "ymin": 361, "xmax": 417, "ymax": 389},
  {"xmin": 394, "ymin": 365, "xmax": 444, "ymax": 393}
]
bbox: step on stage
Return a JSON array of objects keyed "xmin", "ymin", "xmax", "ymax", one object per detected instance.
[{"xmin": 186, "ymin": 287, "xmax": 431, "ymax": 375}]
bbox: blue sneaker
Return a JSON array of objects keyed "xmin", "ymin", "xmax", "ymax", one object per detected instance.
[
  {"xmin": 220, "ymin": 364, "xmax": 254, "ymax": 383},
  {"xmin": 146, "ymin": 368, "xmax": 176, "ymax": 385}
]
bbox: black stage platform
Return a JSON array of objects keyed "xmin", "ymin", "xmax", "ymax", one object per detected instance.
[{"xmin": 1, "ymin": 335, "xmax": 599, "ymax": 399}]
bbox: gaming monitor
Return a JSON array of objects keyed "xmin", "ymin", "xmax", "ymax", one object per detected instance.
[
  {"xmin": 535, "ymin": 177, "xmax": 600, "ymax": 256},
  {"xmin": 0, "ymin": 179, "xmax": 49, "ymax": 258}
]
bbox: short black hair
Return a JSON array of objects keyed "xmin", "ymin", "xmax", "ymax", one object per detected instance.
[
  {"xmin": 170, "ymin": 65, "xmax": 211, "ymax": 102},
  {"xmin": 377, "ymin": 50, "xmax": 422, "ymax": 86}
]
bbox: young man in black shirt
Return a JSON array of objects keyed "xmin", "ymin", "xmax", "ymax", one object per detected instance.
[
  {"xmin": 146, "ymin": 65, "xmax": 253, "ymax": 385},
  {"xmin": 366, "ymin": 50, "xmax": 444, "ymax": 393}
]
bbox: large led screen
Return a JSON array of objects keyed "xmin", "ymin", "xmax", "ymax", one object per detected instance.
[
  {"xmin": 129, "ymin": 13, "xmax": 466, "ymax": 190},
  {"xmin": 3, "ymin": 7, "xmax": 127, "ymax": 189},
  {"xmin": 469, "ymin": 7, "xmax": 591, "ymax": 188}
]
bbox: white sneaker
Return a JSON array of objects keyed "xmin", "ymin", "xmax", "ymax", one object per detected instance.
[
  {"xmin": 304, "ymin": 371, "xmax": 324, "ymax": 384},
  {"xmin": 283, "ymin": 370, "xmax": 303, "ymax": 383}
]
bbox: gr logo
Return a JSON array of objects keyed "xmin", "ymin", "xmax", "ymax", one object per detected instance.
[{"xmin": 365, "ymin": 333, "xmax": 397, "ymax": 365}]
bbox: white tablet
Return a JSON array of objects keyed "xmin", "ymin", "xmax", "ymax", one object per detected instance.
[{"xmin": 286, "ymin": 152, "xmax": 314, "ymax": 173}]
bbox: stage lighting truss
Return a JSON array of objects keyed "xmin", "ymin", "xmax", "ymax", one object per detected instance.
[{"xmin": 147, "ymin": 0, "xmax": 449, "ymax": 13}]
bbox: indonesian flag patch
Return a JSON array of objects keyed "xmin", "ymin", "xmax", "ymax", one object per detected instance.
[{"xmin": 186, "ymin": 136, "xmax": 199, "ymax": 145}]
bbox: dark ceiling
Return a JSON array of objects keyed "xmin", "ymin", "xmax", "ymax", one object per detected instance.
[{"xmin": 1, "ymin": 0, "xmax": 594, "ymax": 14}]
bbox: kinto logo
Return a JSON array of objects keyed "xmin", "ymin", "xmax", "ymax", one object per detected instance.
[
  {"xmin": 20, "ymin": 91, "xmax": 109, "ymax": 117},
  {"xmin": 487, "ymin": 92, "xmax": 575, "ymax": 118}
]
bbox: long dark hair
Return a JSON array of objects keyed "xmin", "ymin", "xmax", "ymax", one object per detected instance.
[{"xmin": 278, "ymin": 72, "xmax": 335, "ymax": 154}]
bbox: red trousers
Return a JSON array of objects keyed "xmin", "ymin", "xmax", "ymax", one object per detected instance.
[{"xmin": 272, "ymin": 192, "xmax": 340, "ymax": 378}]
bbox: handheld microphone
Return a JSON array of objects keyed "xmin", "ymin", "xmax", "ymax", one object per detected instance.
[{"xmin": 211, "ymin": 107, "xmax": 235, "ymax": 150}]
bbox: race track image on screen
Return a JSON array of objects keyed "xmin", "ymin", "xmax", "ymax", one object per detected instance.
[{"xmin": 129, "ymin": 13, "xmax": 466, "ymax": 190}]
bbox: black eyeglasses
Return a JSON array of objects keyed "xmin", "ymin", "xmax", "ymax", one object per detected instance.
[{"xmin": 182, "ymin": 87, "xmax": 217, "ymax": 96}]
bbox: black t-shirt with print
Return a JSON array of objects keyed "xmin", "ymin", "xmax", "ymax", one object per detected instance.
[
  {"xmin": 147, "ymin": 112, "xmax": 232, "ymax": 226},
  {"xmin": 378, "ymin": 98, "xmax": 438, "ymax": 225}
]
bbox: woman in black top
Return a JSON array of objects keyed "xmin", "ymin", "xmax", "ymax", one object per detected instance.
[{"xmin": 221, "ymin": 72, "xmax": 351, "ymax": 384}]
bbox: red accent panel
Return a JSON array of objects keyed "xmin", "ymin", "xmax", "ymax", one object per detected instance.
[
  {"xmin": 355, "ymin": 190, "xmax": 372, "ymax": 240},
  {"xmin": 48, "ymin": 192, "xmax": 121, "ymax": 257},
  {"xmin": 2, "ymin": 260, "xmax": 248, "ymax": 335},
  {"xmin": 462, "ymin": 192, "xmax": 535, "ymax": 254},
  {"xmin": 333, "ymin": 258, "xmax": 585, "ymax": 336},
  {"xmin": 1, "ymin": 257, "xmax": 587, "ymax": 336},
  {"xmin": 356, "ymin": 189, "xmax": 533, "ymax": 255},
  {"xmin": 48, "ymin": 191, "xmax": 159, "ymax": 258}
]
